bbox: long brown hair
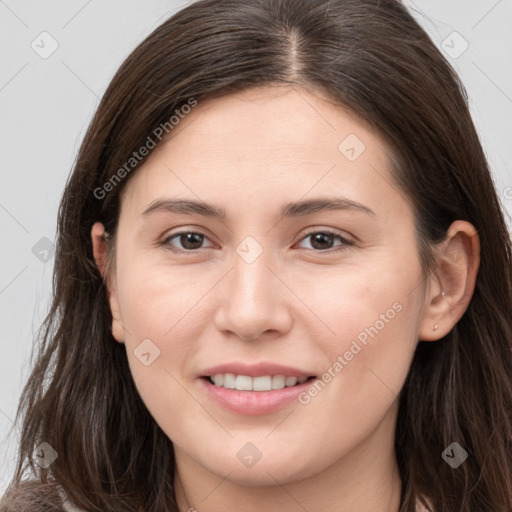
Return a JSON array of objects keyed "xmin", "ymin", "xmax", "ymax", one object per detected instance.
[{"xmin": 2, "ymin": 0, "xmax": 511, "ymax": 510}]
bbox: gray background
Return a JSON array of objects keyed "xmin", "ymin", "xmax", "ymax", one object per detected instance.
[{"xmin": 1, "ymin": 0, "xmax": 511, "ymax": 493}]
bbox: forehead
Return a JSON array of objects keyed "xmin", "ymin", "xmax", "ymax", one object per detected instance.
[
  {"xmin": 163, "ymin": 85, "xmax": 378, "ymax": 155},
  {"xmin": 119, "ymin": 85, "xmax": 400, "ymax": 218}
]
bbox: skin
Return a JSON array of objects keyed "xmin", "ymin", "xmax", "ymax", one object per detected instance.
[{"xmin": 91, "ymin": 85, "xmax": 480, "ymax": 512}]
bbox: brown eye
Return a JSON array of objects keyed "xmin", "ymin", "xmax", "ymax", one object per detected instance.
[
  {"xmin": 309, "ymin": 232, "xmax": 335, "ymax": 250},
  {"xmin": 164, "ymin": 231, "xmax": 210, "ymax": 251},
  {"xmin": 297, "ymin": 230, "xmax": 354, "ymax": 253}
]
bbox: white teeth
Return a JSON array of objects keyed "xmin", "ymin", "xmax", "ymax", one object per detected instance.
[
  {"xmin": 212, "ymin": 374, "xmax": 224, "ymax": 386},
  {"xmin": 235, "ymin": 375, "xmax": 253, "ymax": 391},
  {"xmin": 285, "ymin": 376, "xmax": 297, "ymax": 387},
  {"xmin": 223, "ymin": 373, "xmax": 236, "ymax": 389},
  {"xmin": 271, "ymin": 375, "xmax": 285, "ymax": 389},
  {"xmin": 253, "ymin": 376, "xmax": 272, "ymax": 391},
  {"xmin": 209, "ymin": 373, "xmax": 310, "ymax": 391}
]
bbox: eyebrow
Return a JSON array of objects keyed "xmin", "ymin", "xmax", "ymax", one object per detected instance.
[{"xmin": 140, "ymin": 196, "xmax": 375, "ymax": 219}]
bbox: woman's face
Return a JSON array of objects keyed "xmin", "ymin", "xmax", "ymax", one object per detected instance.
[{"xmin": 102, "ymin": 85, "xmax": 433, "ymax": 486}]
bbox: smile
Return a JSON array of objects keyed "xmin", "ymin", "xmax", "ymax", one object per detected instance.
[{"xmin": 207, "ymin": 373, "xmax": 314, "ymax": 391}]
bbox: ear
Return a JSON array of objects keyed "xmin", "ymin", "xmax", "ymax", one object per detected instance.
[
  {"xmin": 418, "ymin": 220, "xmax": 480, "ymax": 341},
  {"xmin": 91, "ymin": 222, "xmax": 125, "ymax": 344}
]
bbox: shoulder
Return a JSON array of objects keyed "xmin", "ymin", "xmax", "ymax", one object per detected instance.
[
  {"xmin": 58, "ymin": 489, "xmax": 84, "ymax": 512},
  {"xmin": 0, "ymin": 481, "xmax": 66, "ymax": 512},
  {"xmin": 416, "ymin": 496, "xmax": 434, "ymax": 512}
]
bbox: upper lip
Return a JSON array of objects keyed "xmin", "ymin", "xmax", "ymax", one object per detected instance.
[{"xmin": 200, "ymin": 362, "xmax": 316, "ymax": 379}]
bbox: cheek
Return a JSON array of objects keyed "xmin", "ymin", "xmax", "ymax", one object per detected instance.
[
  {"xmin": 283, "ymin": 261, "xmax": 422, "ymax": 468},
  {"xmin": 114, "ymin": 262, "xmax": 218, "ymax": 416},
  {"xmin": 306, "ymin": 252, "xmax": 423, "ymax": 396},
  {"xmin": 117, "ymin": 260, "xmax": 209, "ymax": 344},
  {"xmin": 116, "ymin": 265, "xmax": 204, "ymax": 435}
]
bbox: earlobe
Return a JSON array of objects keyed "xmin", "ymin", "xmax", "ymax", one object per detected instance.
[
  {"xmin": 418, "ymin": 220, "xmax": 480, "ymax": 342},
  {"xmin": 91, "ymin": 222, "xmax": 126, "ymax": 344}
]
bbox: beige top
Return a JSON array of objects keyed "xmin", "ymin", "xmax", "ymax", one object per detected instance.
[{"xmin": 416, "ymin": 499, "xmax": 433, "ymax": 512}]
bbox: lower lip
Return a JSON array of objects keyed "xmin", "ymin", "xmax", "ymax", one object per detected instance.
[{"xmin": 199, "ymin": 377, "xmax": 316, "ymax": 416}]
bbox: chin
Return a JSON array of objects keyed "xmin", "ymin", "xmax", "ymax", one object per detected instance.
[{"xmin": 200, "ymin": 446, "xmax": 318, "ymax": 486}]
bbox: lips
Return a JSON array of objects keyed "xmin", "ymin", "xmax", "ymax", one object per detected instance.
[
  {"xmin": 198, "ymin": 362, "xmax": 318, "ymax": 415},
  {"xmin": 199, "ymin": 361, "xmax": 316, "ymax": 379}
]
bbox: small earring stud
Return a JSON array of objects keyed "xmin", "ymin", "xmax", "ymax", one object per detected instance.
[
  {"xmin": 433, "ymin": 324, "xmax": 438, "ymax": 331},
  {"xmin": 441, "ymin": 291, "xmax": 446, "ymax": 297}
]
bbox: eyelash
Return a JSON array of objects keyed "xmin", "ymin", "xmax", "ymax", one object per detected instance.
[{"xmin": 161, "ymin": 229, "xmax": 355, "ymax": 255}]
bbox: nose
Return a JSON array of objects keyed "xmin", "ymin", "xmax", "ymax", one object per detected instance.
[{"xmin": 213, "ymin": 247, "xmax": 293, "ymax": 341}]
